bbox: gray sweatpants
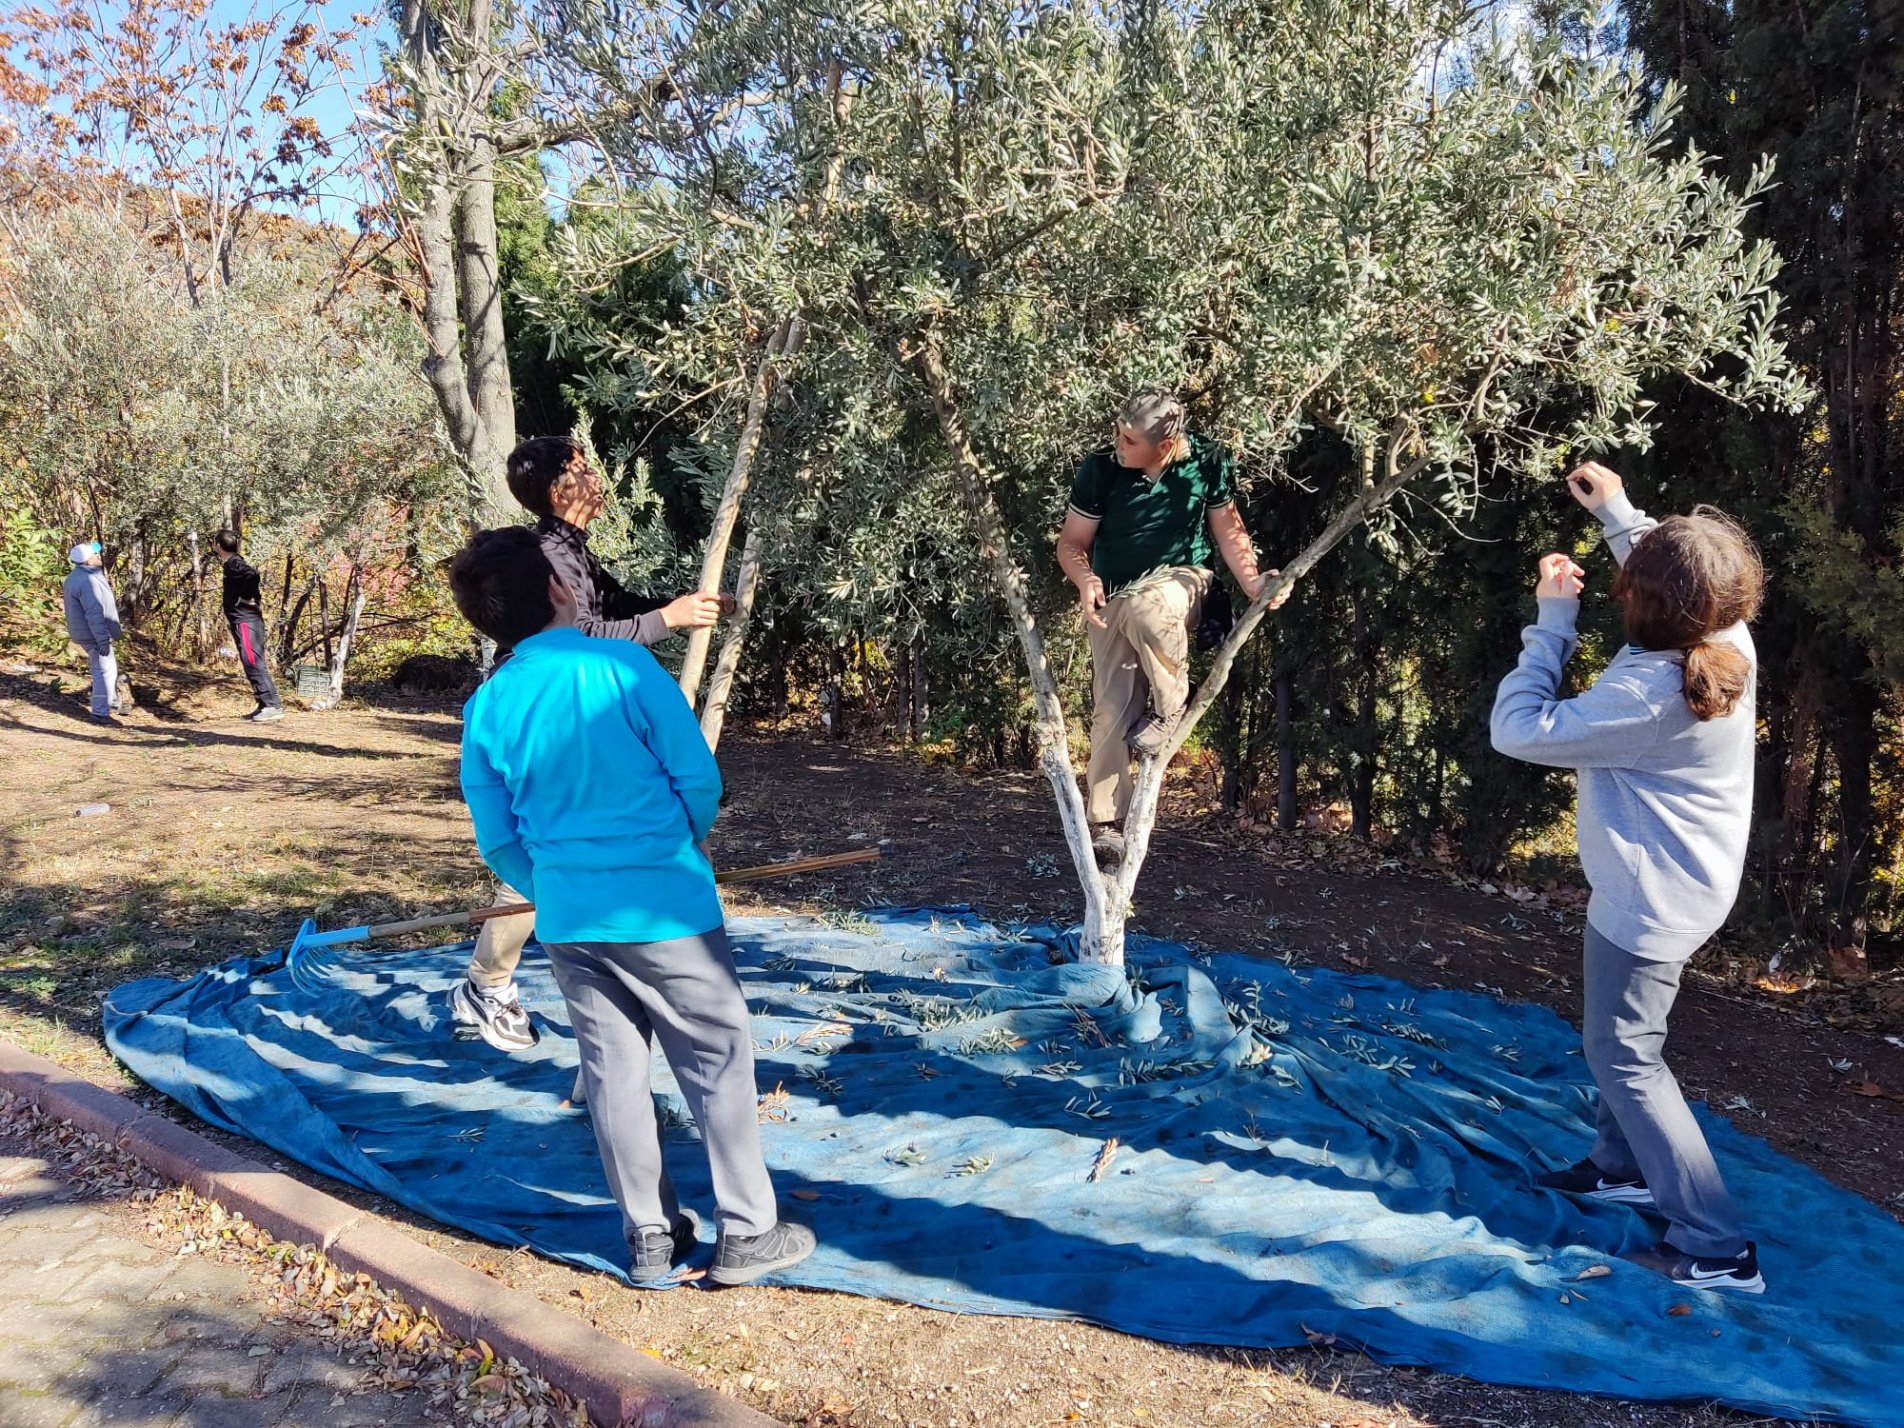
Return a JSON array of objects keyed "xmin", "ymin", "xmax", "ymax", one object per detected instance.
[
  {"xmin": 545, "ymin": 928, "xmax": 778, "ymax": 1242},
  {"xmin": 1582, "ymin": 923, "xmax": 1747, "ymax": 1258},
  {"xmin": 79, "ymin": 639, "xmax": 117, "ymax": 718}
]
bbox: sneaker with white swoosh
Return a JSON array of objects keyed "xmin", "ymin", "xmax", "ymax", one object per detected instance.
[
  {"xmin": 1632, "ymin": 1240, "xmax": 1766, "ymax": 1294},
  {"xmin": 1536, "ymin": 1157, "xmax": 1656, "ymax": 1207}
]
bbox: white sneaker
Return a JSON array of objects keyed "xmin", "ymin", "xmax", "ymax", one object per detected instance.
[{"xmin": 450, "ymin": 977, "xmax": 540, "ymax": 1051}]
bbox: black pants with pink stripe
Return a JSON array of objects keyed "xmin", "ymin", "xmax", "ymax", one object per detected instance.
[{"xmin": 228, "ymin": 610, "xmax": 281, "ymax": 710}]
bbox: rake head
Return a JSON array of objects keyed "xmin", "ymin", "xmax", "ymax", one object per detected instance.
[{"xmin": 285, "ymin": 917, "xmax": 357, "ymax": 993}]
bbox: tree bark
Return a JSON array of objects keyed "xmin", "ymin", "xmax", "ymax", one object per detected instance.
[
  {"xmin": 679, "ymin": 316, "xmax": 801, "ymax": 707},
  {"xmin": 317, "ymin": 577, "xmax": 333, "ymax": 670},
  {"xmin": 1827, "ymin": 668, "xmax": 1880, "ymax": 957},
  {"xmin": 399, "ymin": 0, "xmax": 514, "ymax": 526},
  {"xmin": 316, "ymin": 563, "xmax": 367, "ymax": 710},
  {"xmin": 454, "ymin": 131, "xmax": 516, "ymax": 519},
  {"xmin": 281, "ymin": 578, "xmax": 316, "ymax": 669},
  {"xmin": 910, "ymin": 633, "xmax": 929, "ymax": 741},
  {"xmin": 910, "ymin": 340, "xmax": 1114, "ymax": 957},
  {"xmin": 822, "ymin": 647, "xmax": 848, "ymax": 740},
  {"xmin": 698, "ymin": 522, "xmax": 764, "ymax": 752},
  {"xmin": 1217, "ymin": 667, "xmax": 1246, "ymax": 814},
  {"xmin": 187, "ymin": 530, "xmax": 208, "ymax": 660},
  {"xmin": 1349, "ymin": 571, "xmax": 1377, "ymax": 841},
  {"xmin": 1276, "ymin": 668, "xmax": 1298, "ymax": 832}
]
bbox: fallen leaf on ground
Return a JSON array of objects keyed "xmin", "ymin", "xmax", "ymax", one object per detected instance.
[
  {"xmin": 1667, "ymin": 1303, "xmax": 1693, "ymax": 1317},
  {"xmin": 791, "ymin": 1189, "xmax": 821, "ymax": 1201},
  {"xmin": 1846, "ymin": 1079, "xmax": 1904, "ymax": 1103},
  {"xmin": 1573, "ymin": 1265, "xmax": 1612, "ymax": 1281}
]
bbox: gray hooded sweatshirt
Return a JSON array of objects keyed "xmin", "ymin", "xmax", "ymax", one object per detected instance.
[
  {"xmin": 1489, "ymin": 493, "xmax": 1755, "ymax": 961},
  {"xmin": 63, "ymin": 564, "xmax": 123, "ymax": 649}
]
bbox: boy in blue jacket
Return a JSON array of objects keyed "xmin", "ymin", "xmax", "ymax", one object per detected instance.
[{"xmin": 449, "ymin": 526, "xmax": 814, "ymax": 1286}]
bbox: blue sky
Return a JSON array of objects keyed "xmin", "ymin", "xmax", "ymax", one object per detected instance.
[{"xmin": 280, "ymin": 0, "xmax": 390, "ymax": 221}]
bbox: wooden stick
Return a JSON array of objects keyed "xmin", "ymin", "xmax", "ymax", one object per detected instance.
[
  {"xmin": 717, "ymin": 846, "xmax": 882, "ymax": 884},
  {"xmin": 444, "ymin": 847, "xmax": 884, "ymax": 924}
]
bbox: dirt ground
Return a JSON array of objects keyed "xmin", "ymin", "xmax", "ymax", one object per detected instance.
[{"xmin": 2, "ymin": 657, "xmax": 1901, "ymax": 1428}]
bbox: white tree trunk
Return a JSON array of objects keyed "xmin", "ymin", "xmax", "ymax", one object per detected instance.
[
  {"xmin": 314, "ymin": 563, "xmax": 367, "ymax": 710},
  {"xmin": 697, "ymin": 522, "xmax": 765, "ymax": 751},
  {"xmin": 912, "ymin": 341, "xmax": 1118, "ymax": 959},
  {"xmin": 455, "ymin": 129, "xmax": 516, "ymax": 518},
  {"xmin": 678, "ymin": 316, "xmax": 802, "ymax": 707},
  {"xmin": 399, "ymin": 0, "xmax": 515, "ymax": 527}
]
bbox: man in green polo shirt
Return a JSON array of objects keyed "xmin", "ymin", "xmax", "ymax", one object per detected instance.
[{"xmin": 1055, "ymin": 392, "xmax": 1286, "ymax": 868}]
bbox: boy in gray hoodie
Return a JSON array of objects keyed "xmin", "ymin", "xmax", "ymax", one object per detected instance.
[
  {"xmin": 1491, "ymin": 462, "xmax": 1766, "ymax": 1294},
  {"xmin": 62, "ymin": 542, "xmax": 123, "ymax": 722}
]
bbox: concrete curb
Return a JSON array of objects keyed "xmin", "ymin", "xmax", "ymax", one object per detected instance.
[{"xmin": 0, "ymin": 1039, "xmax": 783, "ymax": 1428}]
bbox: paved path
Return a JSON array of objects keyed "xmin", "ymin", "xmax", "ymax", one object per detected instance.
[{"xmin": 0, "ymin": 1148, "xmax": 438, "ymax": 1428}]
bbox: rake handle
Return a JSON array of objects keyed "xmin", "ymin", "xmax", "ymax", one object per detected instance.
[
  {"xmin": 718, "ymin": 846, "xmax": 882, "ymax": 884},
  {"xmin": 367, "ymin": 847, "xmax": 884, "ymax": 933},
  {"xmin": 360, "ymin": 908, "xmax": 520, "ymax": 939}
]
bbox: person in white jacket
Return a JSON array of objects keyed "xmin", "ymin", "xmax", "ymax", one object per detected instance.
[{"xmin": 62, "ymin": 542, "xmax": 124, "ymax": 722}]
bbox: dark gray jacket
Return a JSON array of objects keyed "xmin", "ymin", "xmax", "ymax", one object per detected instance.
[{"xmin": 531, "ymin": 516, "xmax": 672, "ymax": 648}]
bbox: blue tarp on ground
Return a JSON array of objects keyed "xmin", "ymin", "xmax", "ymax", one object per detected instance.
[{"xmin": 104, "ymin": 907, "xmax": 1902, "ymax": 1425}]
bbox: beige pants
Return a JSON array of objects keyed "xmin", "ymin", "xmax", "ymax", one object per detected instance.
[
  {"xmin": 468, "ymin": 882, "xmax": 534, "ymax": 989},
  {"xmin": 1085, "ymin": 566, "xmax": 1210, "ymax": 826}
]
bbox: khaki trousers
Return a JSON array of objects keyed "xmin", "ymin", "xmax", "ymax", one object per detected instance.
[
  {"xmin": 468, "ymin": 882, "xmax": 534, "ymax": 988},
  {"xmin": 1085, "ymin": 566, "xmax": 1210, "ymax": 826}
]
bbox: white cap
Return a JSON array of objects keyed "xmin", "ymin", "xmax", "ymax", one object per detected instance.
[{"xmin": 69, "ymin": 542, "xmax": 99, "ymax": 565}]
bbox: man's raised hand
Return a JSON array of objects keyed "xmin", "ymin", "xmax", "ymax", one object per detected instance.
[{"xmin": 1566, "ymin": 460, "xmax": 1624, "ymax": 511}]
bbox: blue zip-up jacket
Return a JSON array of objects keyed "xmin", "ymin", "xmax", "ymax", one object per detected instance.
[{"xmin": 459, "ymin": 625, "xmax": 723, "ymax": 945}]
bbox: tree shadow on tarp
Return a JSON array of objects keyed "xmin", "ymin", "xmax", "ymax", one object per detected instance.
[{"xmin": 100, "ymin": 908, "xmax": 1904, "ymax": 1428}]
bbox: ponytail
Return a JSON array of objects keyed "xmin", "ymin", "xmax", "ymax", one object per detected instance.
[
  {"xmin": 1614, "ymin": 509, "xmax": 1763, "ymax": 721},
  {"xmin": 1682, "ymin": 639, "xmax": 1751, "ymax": 721}
]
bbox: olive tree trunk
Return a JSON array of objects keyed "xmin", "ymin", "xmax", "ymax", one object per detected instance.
[
  {"xmin": 919, "ymin": 337, "xmax": 1482, "ymax": 964},
  {"xmin": 698, "ymin": 522, "xmax": 765, "ymax": 751},
  {"xmin": 678, "ymin": 316, "xmax": 803, "ymax": 706}
]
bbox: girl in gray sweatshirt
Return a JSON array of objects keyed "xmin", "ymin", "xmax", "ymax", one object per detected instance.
[{"xmin": 1490, "ymin": 463, "xmax": 1767, "ymax": 1294}]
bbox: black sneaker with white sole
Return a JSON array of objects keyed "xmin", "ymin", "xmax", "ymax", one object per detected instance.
[
  {"xmin": 1536, "ymin": 1157, "xmax": 1656, "ymax": 1207},
  {"xmin": 709, "ymin": 1220, "xmax": 816, "ymax": 1286},
  {"xmin": 1630, "ymin": 1239, "xmax": 1766, "ymax": 1294},
  {"xmin": 629, "ymin": 1209, "xmax": 700, "ymax": 1285},
  {"xmin": 449, "ymin": 976, "xmax": 540, "ymax": 1052}
]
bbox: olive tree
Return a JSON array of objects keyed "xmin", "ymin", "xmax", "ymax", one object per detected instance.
[
  {"xmin": 541, "ymin": 0, "xmax": 1799, "ymax": 961},
  {"xmin": 767, "ymin": 0, "xmax": 1802, "ymax": 964},
  {"xmin": 0, "ymin": 204, "xmax": 456, "ymax": 688}
]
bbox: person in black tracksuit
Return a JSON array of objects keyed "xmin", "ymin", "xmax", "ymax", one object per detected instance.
[{"xmin": 213, "ymin": 530, "xmax": 284, "ymax": 722}]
